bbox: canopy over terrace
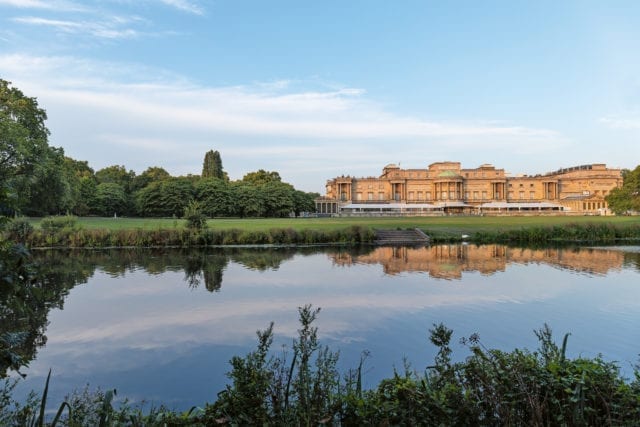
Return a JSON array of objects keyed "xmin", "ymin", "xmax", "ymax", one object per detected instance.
[
  {"xmin": 435, "ymin": 201, "xmax": 476, "ymax": 214},
  {"xmin": 479, "ymin": 202, "xmax": 564, "ymax": 213},
  {"xmin": 339, "ymin": 203, "xmax": 443, "ymax": 216}
]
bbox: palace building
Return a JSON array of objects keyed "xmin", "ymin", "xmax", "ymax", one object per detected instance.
[{"xmin": 315, "ymin": 162, "xmax": 623, "ymax": 216}]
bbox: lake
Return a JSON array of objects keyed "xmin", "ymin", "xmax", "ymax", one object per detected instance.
[{"xmin": 11, "ymin": 244, "xmax": 640, "ymax": 410}]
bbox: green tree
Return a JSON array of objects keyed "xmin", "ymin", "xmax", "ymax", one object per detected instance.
[
  {"xmin": 16, "ymin": 146, "xmax": 76, "ymax": 216},
  {"xmin": 262, "ymin": 181, "xmax": 295, "ymax": 217},
  {"xmin": 136, "ymin": 177, "xmax": 195, "ymax": 217},
  {"xmin": 131, "ymin": 166, "xmax": 171, "ymax": 193},
  {"xmin": 196, "ymin": 177, "xmax": 232, "ymax": 217},
  {"xmin": 95, "ymin": 165, "xmax": 135, "ymax": 192},
  {"xmin": 61, "ymin": 157, "xmax": 97, "ymax": 216},
  {"xmin": 202, "ymin": 150, "xmax": 224, "ymax": 179},
  {"xmin": 242, "ymin": 169, "xmax": 281, "ymax": 186},
  {"xmin": 293, "ymin": 190, "xmax": 319, "ymax": 216},
  {"xmin": 230, "ymin": 182, "xmax": 265, "ymax": 217},
  {"xmin": 95, "ymin": 165, "xmax": 136, "ymax": 214},
  {"xmin": 94, "ymin": 182, "xmax": 128, "ymax": 216},
  {"xmin": 0, "ymin": 79, "xmax": 50, "ymax": 213},
  {"xmin": 75, "ymin": 177, "xmax": 98, "ymax": 216},
  {"xmin": 606, "ymin": 165, "xmax": 640, "ymax": 214}
]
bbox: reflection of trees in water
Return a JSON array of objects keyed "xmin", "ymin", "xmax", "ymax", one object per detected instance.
[
  {"xmin": 1, "ymin": 245, "xmax": 378, "ymax": 376},
  {"xmin": 184, "ymin": 251, "xmax": 228, "ymax": 292},
  {"xmin": 623, "ymin": 251, "xmax": 640, "ymax": 271},
  {"xmin": 1, "ymin": 246, "xmax": 93, "ymax": 377},
  {"xmin": 228, "ymin": 248, "xmax": 297, "ymax": 271}
]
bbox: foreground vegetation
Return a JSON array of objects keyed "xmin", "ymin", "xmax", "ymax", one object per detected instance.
[{"xmin": 2, "ymin": 305, "xmax": 639, "ymax": 426}]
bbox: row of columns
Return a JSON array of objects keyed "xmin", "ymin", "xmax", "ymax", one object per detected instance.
[
  {"xmin": 334, "ymin": 180, "xmax": 559, "ymax": 203},
  {"xmin": 433, "ymin": 181, "xmax": 464, "ymax": 201},
  {"xmin": 315, "ymin": 201, "xmax": 338, "ymax": 214}
]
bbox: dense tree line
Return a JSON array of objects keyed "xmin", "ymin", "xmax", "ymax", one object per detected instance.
[{"xmin": 0, "ymin": 79, "xmax": 318, "ymax": 218}]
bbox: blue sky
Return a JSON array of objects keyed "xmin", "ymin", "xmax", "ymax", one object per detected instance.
[{"xmin": 1, "ymin": 0, "xmax": 639, "ymax": 192}]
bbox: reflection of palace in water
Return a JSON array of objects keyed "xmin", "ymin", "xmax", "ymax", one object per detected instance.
[{"xmin": 330, "ymin": 245, "xmax": 625, "ymax": 279}]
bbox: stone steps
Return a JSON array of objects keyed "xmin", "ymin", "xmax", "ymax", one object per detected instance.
[{"xmin": 374, "ymin": 228, "xmax": 430, "ymax": 245}]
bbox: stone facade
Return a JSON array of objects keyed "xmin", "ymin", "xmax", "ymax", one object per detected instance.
[{"xmin": 316, "ymin": 162, "xmax": 623, "ymax": 215}]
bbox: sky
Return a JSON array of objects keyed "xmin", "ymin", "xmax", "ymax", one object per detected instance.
[{"xmin": 1, "ymin": 0, "xmax": 639, "ymax": 192}]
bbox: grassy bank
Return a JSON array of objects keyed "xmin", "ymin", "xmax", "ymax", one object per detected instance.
[
  {"xmin": 10, "ymin": 215, "xmax": 640, "ymax": 247},
  {"xmin": 25, "ymin": 215, "xmax": 640, "ymax": 233},
  {"xmin": 9, "ymin": 224, "xmax": 376, "ymax": 248},
  {"xmin": 3, "ymin": 306, "xmax": 639, "ymax": 426}
]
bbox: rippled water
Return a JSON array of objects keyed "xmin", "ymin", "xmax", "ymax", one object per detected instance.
[{"xmin": 12, "ymin": 244, "xmax": 640, "ymax": 409}]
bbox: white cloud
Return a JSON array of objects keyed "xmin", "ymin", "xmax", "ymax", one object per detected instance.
[
  {"xmin": 158, "ymin": 0, "xmax": 204, "ymax": 15},
  {"xmin": 0, "ymin": 54, "xmax": 569, "ymax": 189},
  {"xmin": 599, "ymin": 114, "xmax": 640, "ymax": 130},
  {"xmin": 0, "ymin": 0, "xmax": 85, "ymax": 11},
  {"xmin": 12, "ymin": 15, "xmax": 142, "ymax": 39}
]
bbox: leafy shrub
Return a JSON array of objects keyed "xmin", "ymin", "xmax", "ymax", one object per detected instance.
[
  {"xmin": 40, "ymin": 215, "xmax": 79, "ymax": 233},
  {"xmin": 183, "ymin": 200, "xmax": 208, "ymax": 231},
  {"xmin": 5, "ymin": 218, "xmax": 34, "ymax": 243},
  {"xmin": 3, "ymin": 304, "xmax": 640, "ymax": 425}
]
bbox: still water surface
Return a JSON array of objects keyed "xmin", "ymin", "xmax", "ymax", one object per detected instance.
[{"xmin": 15, "ymin": 245, "xmax": 640, "ymax": 409}]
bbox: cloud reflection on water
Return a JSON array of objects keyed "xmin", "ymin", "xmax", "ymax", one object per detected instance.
[{"xmin": 16, "ymin": 245, "xmax": 640, "ymax": 408}]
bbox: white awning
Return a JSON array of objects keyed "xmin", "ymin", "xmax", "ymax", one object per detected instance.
[
  {"xmin": 479, "ymin": 202, "xmax": 563, "ymax": 209},
  {"xmin": 435, "ymin": 202, "xmax": 473, "ymax": 208},
  {"xmin": 340, "ymin": 203, "xmax": 441, "ymax": 210}
]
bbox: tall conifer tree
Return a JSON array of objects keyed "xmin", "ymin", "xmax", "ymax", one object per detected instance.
[{"xmin": 202, "ymin": 150, "xmax": 224, "ymax": 179}]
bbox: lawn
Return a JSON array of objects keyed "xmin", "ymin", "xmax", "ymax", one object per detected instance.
[{"xmin": 28, "ymin": 215, "xmax": 640, "ymax": 235}]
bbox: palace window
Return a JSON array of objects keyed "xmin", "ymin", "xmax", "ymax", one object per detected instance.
[
  {"xmin": 426, "ymin": 192, "xmax": 432, "ymax": 200},
  {"xmin": 408, "ymin": 191, "xmax": 414, "ymax": 200},
  {"xmin": 417, "ymin": 191, "xmax": 423, "ymax": 200},
  {"xmin": 442, "ymin": 191, "xmax": 447, "ymax": 199},
  {"xmin": 530, "ymin": 191, "xmax": 535, "ymax": 199},
  {"xmin": 519, "ymin": 191, "xmax": 525, "ymax": 199},
  {"xmin": 465, "ymin": 191, "xmax": 470, "ymax": 199},
  {"xmin": 368, "ymin": 192, "xmax": 373, "ymax": 200},
  {"xmin": 378, "ymin": 192, "xmax": 384, "ymax": 200},
  {"xmin": 356, "ymin": 192, "xmax": 362, "ymax": 200},
  {"xmin": 473, "ymin": 191, "xmax": 479, "ymax": 200},
  {"xmin": 449, "ymin": 191, "xmax": 455, "ymax": 199},
  {"xmin": 482, "ymin": 191, "xmax": 487, "ymax": 199}
]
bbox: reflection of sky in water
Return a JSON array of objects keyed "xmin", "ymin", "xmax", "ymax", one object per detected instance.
[{"xmin": 14, "ymin": 247, "xmax": 640, "ymax": 410}]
